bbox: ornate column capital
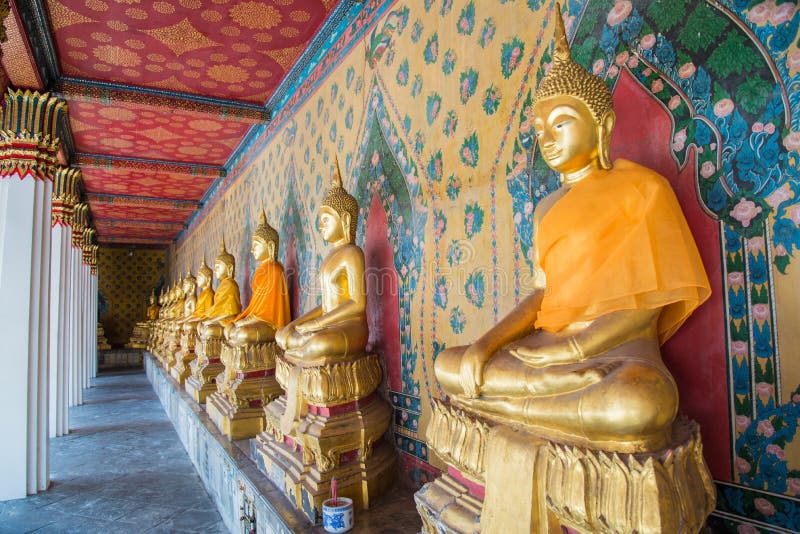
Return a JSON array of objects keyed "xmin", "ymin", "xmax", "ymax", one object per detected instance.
[
  {"xmin": 52, "ymin": 167, "xmax": 81, "ymax": 226},
  {"xmin": 0, "ymin": 89, "xmax": 67, "ymax": 181},
  {"xmin": 82, "ymin": 227, "xmax": 96, "ymax": 265},
  {"xmin": 72, "ymin": 202, "xmax": 87, "ymax": 248},
  {"xmin": 90, "ymin": 244, "xmax": 98, "ymax": 275}
]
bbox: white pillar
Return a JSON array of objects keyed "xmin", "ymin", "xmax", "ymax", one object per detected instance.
[
  {"xmin": 0, "ymin": 89, "xmax": 65, "ymax": 500},
  {"xmin": 49, "ymin": 168, "xmax": 80, "ymax": 438}
]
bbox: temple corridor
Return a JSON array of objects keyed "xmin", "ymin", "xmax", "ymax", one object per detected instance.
[{"xmin": 0, "ymin": 371, "xmax": 224, "ymax": 533}]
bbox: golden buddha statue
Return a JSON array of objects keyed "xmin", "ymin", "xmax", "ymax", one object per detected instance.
[
  {"xmin": 164, "ymin": 275, "xmax": 191, "ymax": 369},
  {"xmin": 186, "ymin": 240, "xmax": 243, "ymax": 403},
  {"xmin": 207, "ymin": 211, "xmax": 291, "ymax": 439},
  {"xmin": 416, "ymin": 7, "xmax": 715, "ymax": 533},
  {"xmin": 172, "ymin": 260, "xmax": 216, "ymax": 384},
  {"xmin": 199, "ymin": 240, "xmax": 242, "ymax": 339},
  {"xmin": 224, "ymin": 210, "xmax": 290, "ymax": 346},
  {"xmin": 146, "ymin": 291, "xmax": 161, "ymax": 321},
  {"xmin": 129, "ymin": 291, "xmax": 160, "ymax": 349},
  {"xmin": 254, "ymin": 159, "xmax": 394, "ymax": 519}
]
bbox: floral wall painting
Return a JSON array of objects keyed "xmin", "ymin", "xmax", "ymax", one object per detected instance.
[{"xmin": 170, "ymin": 0, "xmax": 800, "ymax": 527}]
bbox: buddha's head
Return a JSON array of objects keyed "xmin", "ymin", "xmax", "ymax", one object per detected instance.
[
  {"xmin": 182, "ymin": 268, "xmax": 197, "ymax": 295},
  {"xmin": 252, "ymin": 209, "xmax": 279, "ymax": 262},
  {"xmin": 532, "ymin": 3, "xmax": 615, "ymax": 178},
  {"xmin": 150, "ymin": 291, "xmax": 156, "ymax": 306},
  {"xmin": 319, "ymin": 157, "xmax": 358, "ymax": 244},
  {"xmin": 197, "ymin": 258, "xmax": 213, "ymax": 288},
  {"xmin": 175, "ymin": 277, "xmax": 186, "ymax": 299},
  {"xmin": 214, "ymin": 238, "xmax": 236, "ymax": 280}
]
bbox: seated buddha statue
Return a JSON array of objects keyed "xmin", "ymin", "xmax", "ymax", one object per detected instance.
[
  {"xmin": 257, "ymin": 162, "xmax": 394, "ymax": 514},
  {"xmin": 199, "ymin": 240, "xmax": 242, "ymax": 340},
  {"xmin": 146, "ymin": 291, "xmax": 161, "ymax": 321},
  {"xmin": 434, "ymin": 10, "xmax": 711, "ymax": 453},
  {"xmin": 178, "ymin": 259, "xmax": 214, "ymax": 329},
  {"xmin": 275, "ymin": 165, "xmax": 367, "ymax": 365},
  {"xmin": 225, "ymin": 210, "xmax": 290, "ymax": 346}
]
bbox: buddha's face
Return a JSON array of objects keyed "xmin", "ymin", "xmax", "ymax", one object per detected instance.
[
  {"xmin": 251, "ymin": 237, "xmax": 276, "ymax": 261},
  {"xmin": 197, "ymin": 271, "xmax": 209, "ymax": 288},
  {"xmin": 214, "ymin": 260, "xmax": 230, "ymax": 280},
  {"xmin": 533, "ymin": 95, "xmax": 600, "ymax": 175},
  {"xmin": 318, "ymin": 206, "xmax": 345, "ymax": 243},
  {"xmin": 183, "ymin": 279, "xmax": 195, "ymax": 293}
]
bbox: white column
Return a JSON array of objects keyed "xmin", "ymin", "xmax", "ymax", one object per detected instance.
[{"xmin": 0, "ymin": 89, "xmax": 65, "ymax": 501}]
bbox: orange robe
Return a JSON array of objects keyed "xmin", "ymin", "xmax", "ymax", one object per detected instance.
[
  {"xmin": 203, "ymin": 278, "xmax": 242, "ymax": 319},
  {"xmin": 234, "ymin": 260, "xmax": 290, "ymax": 328},
  {"xmin": 535, "ymin": 159, "xmax": 710, "ymax": 343},
  {"xmin": 191, "ymin": 287, "xmax": 215, "ymax": 318}
]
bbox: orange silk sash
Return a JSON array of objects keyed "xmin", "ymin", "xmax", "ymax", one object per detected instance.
[
  {"xmin": 534, "ymin": 159, "xmax": 710, "ymax": 344},
  {"xmin": 234, "ymin": 261, "xmax": 290, "ymax": 328}
]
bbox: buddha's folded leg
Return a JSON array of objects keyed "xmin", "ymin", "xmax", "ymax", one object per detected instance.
[
  {"xmin": 228, "ymin": 321, "xmax": 277, "ymax": 346},
  {"xmin": 287, "ymin": 318, "xmax": 368, "ymax": 361}
]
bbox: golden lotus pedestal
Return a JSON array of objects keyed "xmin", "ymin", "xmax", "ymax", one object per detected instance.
[
  {"xmin": 163, "ymin": 323, "xmax": 183, "ymax": 372},
  {"xmin": 125, "ymin": 322, "xmax": 149, "ymax": 349},
  {"xmin": 206, "ymin": 342, "xmax": 283, "ymax": 440},
  {"xmin": 170, "ymin": 327, "xmax": 198, "ymax": 385},
  {"xmin": 252, "ymin": 352, "xmax": 396, "ymax": 523},
  {"xmin": 185, "ymin": 334, "xmax": 226, "ymax": 403},
  {"xmin": 415, "ymin": 400, "xmax": 716, "ymax": 534}
]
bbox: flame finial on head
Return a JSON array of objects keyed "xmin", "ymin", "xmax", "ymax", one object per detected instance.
[
  {"xmin": 254, "ymin": 206, "xmax": 279, "ymax": 250},
  {"xmin": 215, "ymin": 235, "xmax": 235, "ymax": 276},
  {"xmin": 533, "ymin": 2, "xmax": 614, "ymax": 124},
  {"xmin": 320, "ymin": 155, "xmax": 359, "ymax": 242}
]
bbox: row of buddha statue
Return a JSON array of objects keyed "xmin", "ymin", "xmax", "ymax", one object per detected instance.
[
  {"xmin": 140, "ymin": 6, "xmax": 716, "ymax": 531},
  {"xmin": 144, "ymin": 163, "xmax": 394, "ymax": 520}
]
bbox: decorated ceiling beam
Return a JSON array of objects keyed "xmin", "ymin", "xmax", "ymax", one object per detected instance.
[
  {"xmin": 76, "ymin": 153, "xmax": 226, "ymax": 179},
  {"xmin": 60, "ymin": 79, "xmax": 270, "ymax": 124},
  {"xmin": 96, "ymin": 236, "xmax": 172, "ymax": 247},
  {"xmin": 94, "ymin": 219, "xmax": 185, "ymax": 231},
  {"xmin": 86, "ymin": 193, "xmax": 199, "ymax": 210}
]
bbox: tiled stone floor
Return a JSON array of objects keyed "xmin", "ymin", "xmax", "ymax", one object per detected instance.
[{"xmin": 0, "ymin": 370, "xmax": 225, "ymax": 534}]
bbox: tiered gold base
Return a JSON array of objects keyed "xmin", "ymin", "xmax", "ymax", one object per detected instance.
[
  {"xmin": 252, "ymin": 351, "xmax": 396, "ymax": 523},
  {"xmin": 170, "ymin": 327, "xmax": 198, "ymax": 385},
  {"xmin": 185, "ymin": 335, "xmax": 224, "ymax": 403},
  {"xmin": 206, "ymin": 341, "xmax": 283, "ymax": 440},
  {"xmin": 415, "ymin": 400, "xmax": 716, "ymax": 534},
  {"xmin": 253, "ymin": 395, "xmax": 396, "ymax": 522}
]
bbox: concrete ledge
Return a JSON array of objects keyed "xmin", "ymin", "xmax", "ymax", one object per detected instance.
[{"xmin": 144, "ymin": 353, "xmax": 313, "ymax": 534}]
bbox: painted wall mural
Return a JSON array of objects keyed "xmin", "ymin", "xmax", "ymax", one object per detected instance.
[
  {"xmin": 170, "ymin": 0, "xmax": 800, "ymax": 528},
  {"xmin": 98, "ymin": 247, "xmax": 165, "ymax": 347}
]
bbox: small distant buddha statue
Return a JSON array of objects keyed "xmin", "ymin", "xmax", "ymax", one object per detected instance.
[
  {"xmin": 207, "ymin": 211, "xmax": 291, "ymax": 439},
  {"xmin": 179, "ymin": 258, "xmax": 215, "ymax": 329},
  {"xmin": 182, "ymin": 269, "xmax": 197, "ymax": 317},
  {"xmin": 146, "ymin": 291, "xmax": 161, "ymax": 321},
  {"xmin": 225, "ymin": 210, "xmax": 290, "ymax": 346},
  {"xmin": 419, "ymin": 7, "xmax": 715, "ymax": 533},
  {"xmin": 199, "ymin": 240, "xmax": 242, "ymax": 339},
  {"xmin": 173, "ymin": 260, "xmax": 215, "ymax": 383}
]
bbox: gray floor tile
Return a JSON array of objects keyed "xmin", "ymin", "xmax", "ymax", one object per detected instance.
[{"xmin": 2, "ymin": 371, "xmax": 223, "ymax": 533}]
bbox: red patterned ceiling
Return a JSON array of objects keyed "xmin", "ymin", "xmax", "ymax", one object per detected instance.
[
  {"xmin": 95, "ymin": 220, "xmax": 184, "ymax": 239},
  {"xmin": 81, "ymin": 167, "xmax": 216, "ymax": 201},
  {"xmin": 89, "ymin": 202, "xmax": 196, "ymax": 224},
  {"xmin": 45, "ymin": 0, "xmax": 332, "ymax": 103},
  {"xmin": 68, "ymin": 99, "xmax": 252, "ymax": 164}
]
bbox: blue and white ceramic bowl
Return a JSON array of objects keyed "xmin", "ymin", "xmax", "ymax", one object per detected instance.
[{"xmin": 322, "ymin": 497, "xmax": 354, "ymax": 533}]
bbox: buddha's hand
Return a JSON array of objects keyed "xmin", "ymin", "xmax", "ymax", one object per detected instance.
[
  {"xmin": 294, "ymin": 319, "xmax": 321, "ymax": 335},
  {"xmin": 509, "ymin": 337, "xmax": 581, "ymax": 368},
  {"xmin": 459, "ymin": 343, "xmax": 491, "ymax": 398}
]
